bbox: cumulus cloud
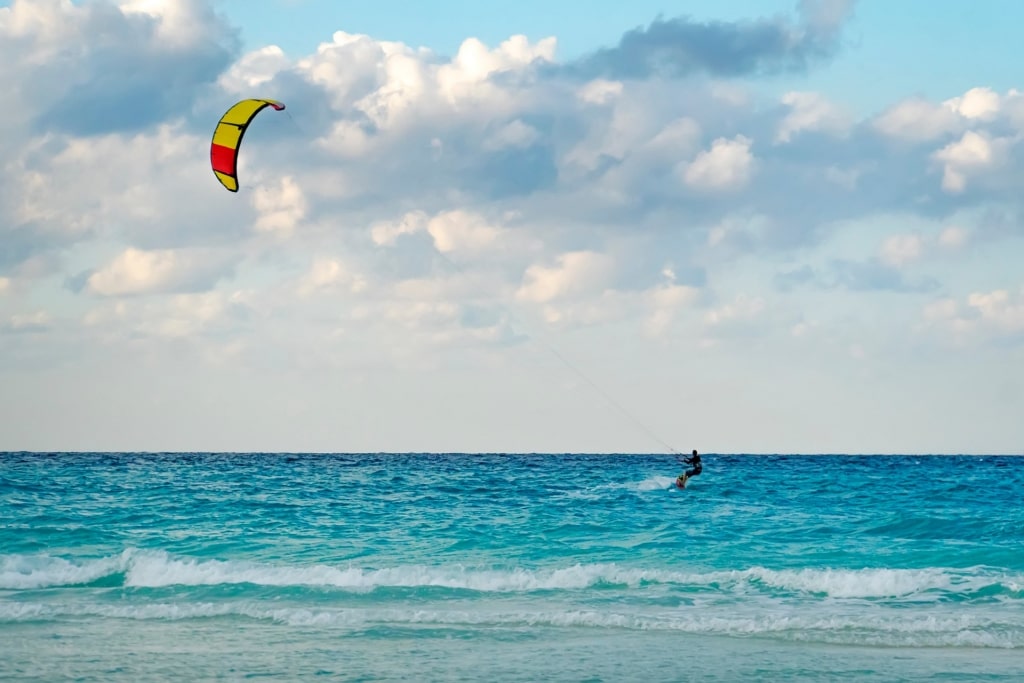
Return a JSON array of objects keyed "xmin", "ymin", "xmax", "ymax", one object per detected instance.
[
  {"xmin": 85, "ymin": 247, "xmax": 237, "ymax": 296},
  {"xmin": 698, "ymin": 293, "xmax": 777, "ymax": 346},
  {"xmin": 298, "ymin": 256, "xmax": 367, "ymax": 296},
  {"xmin": 577, "ymin": 79, "xmax": 623, "ymax": 105},
  {"xmin": 370, "ymin": 209, "xmax": 534, "ymax": 258},
  {"xmin": 775, "ymin": 91, "xmax": 851, "ymax": 143},
  {"xmin": 643, "ymin": 268, "xmax": 700, "ymax": 337},
  {"xmin": 872, "ymin": 97, "xmax": 963, "ymax": 142},
  {"xmin": 482, "ymin": 119, "xmax": 541, "ymax": 151},
  {"xmin": 938, "ymin": 225, "xmax": 969, "ymax": 249},
  {"xmin": 2, "ymin": 310, "xmax": 52, "ymax": 334},
  {"xmin": 83, "ymin": 289, "xmax": 255, "ymax": 341},
  {"xmin": 877, "ymin": 227, "xmax": 972, "ymax": 269},
  {"xmin": 945, "ymin": 87, "xmax": 1002, "ymax": 121},
  {"xmin": 1, "ymin": 121, "xmax": 252, "ymax": 274},
  {"xmin": 681, "ymin": 135, "xmax": 755, "ymax": 191},
  {"xmin": 1, "ymin": 0, "xmax": 239, "ymax": 136},
  {"xmin": 878, "ymin": 233, "xmax": 925, "ymax": 267},
  {"xmin": 873, "ymin": 87, "xmax": 1010, "ymax": 142},
  {"xmin": 704, "ymin": 293, "xmax": 766, "ymax": 328},
  {"xmin": 931, "ymin": 130, "xmax": 1007, "ymax": 193},
  {"xmin": 218, "ymin": 45, "xmax": 291, "ymax": 92},
  {"xmin": 426, "ymin": 210, "xmax": 507, "ymax": 253},
  {"xmin": 516, "ymin": 251, "xmax": 617, "ymax": 304},
  {"xmin": 923, "ymin": 287, "xmax": 1024, "ymax": 345},
  {"xmin": 253, "ymin": 176, "xmax": 307, "ymax": 235}
]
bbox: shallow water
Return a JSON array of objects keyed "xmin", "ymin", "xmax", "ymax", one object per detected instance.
[{"xmin": 2, "ymin": 452, "xmax": 1022, "ymax": 681}]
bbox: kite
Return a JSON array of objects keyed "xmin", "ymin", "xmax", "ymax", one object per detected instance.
[{"xmin": 210, "ymin": 98, "xmax": 286, "ymax": 192}]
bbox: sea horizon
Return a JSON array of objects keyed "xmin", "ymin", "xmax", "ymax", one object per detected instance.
[{"xmin": 5, "ymin": 450, "xmax": 1022, "ymax": 456}]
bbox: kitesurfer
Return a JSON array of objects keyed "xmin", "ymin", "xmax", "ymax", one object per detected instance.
[{"xmin": 676, "ymin": 450, "xmax": 702, "ymax": 488}]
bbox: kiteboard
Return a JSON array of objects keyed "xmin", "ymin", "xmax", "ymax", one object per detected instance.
[{"xmin": 676, "ymin": 476, "xmax": 688, "ymax": 489}]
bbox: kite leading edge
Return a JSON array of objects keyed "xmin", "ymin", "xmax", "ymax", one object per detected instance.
[{"xmin": 210, "ymin": 98, "xmax": 286, "ymax": 192}]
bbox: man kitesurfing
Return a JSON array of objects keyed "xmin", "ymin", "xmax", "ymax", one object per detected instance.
[{"xmin": 676, "ymin": 450, "xmax": 702, "ymax": 488}]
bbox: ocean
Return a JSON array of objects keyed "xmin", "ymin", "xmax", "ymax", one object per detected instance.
[{"xmin": 1, "ymin": 452, "xmax": 1022, "ymax": 682}]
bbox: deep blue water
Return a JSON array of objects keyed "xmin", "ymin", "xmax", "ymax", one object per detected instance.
[{"xmin": 2, "ymin": 452, "xmax": 1023, "ymax": 681}]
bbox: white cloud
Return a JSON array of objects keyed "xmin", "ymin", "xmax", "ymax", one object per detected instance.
[
  {"xmin": 218, "ymin": 45, "xmax": 291, "ymax": 92},
  {"xmin": 790, "ymin": 320, "xmax": 817, "ymax": 338},
  {"xmin": 296, "ymin": 31, "xmax": 557, "ymax": 137},
  {"xmin": 645, "ymin": 117, "xmax": 702, "ymax": 159},
  {"xmin": 319, "ymin": 120, "xmax": 374, "ymax": 158},
  {"xmin": 4, "ymin": 310, "xmax": 50, "ymax": 333},
  {"xmin": 533, "ymin": 291, "xmax": 630, "ymax": 329},
  {"xmin": 704, "ymin": 213, "xmax": 772, "ymax": 253},
  {"xmin": 370, "ymin": 209, "xmax": 523, "ymax": 256},
  {"xmin": 709, "ymin": 81, "xmax": 751, "ymax": 108},
  {"xmin": 923, "ymin": 297, "xmax": 959, "ymax": 323},
  {"xmin": 296, "ymin": 31, "xmax": 391, "ymax": 108},
  {"xmin": 356, "ymin": 43, "xmax": 433, "ymax": 130},
  {"xmin": 944, "ymin": 87, "xmax": 1001, "ymax": 121},
  {"xmin": 2, "ymin": 121, "xmax": 243, "ymax": 272},
  {"xmin": 967, "ymin": 289, "xmax": 1024, "ymax": 332},
  {"xmin": 823, "ymin": 165, "xmax": 863, "ymax": 190},
  {"xmin": 426, "ymin": 210, "xmax": 506, "ymax": 254},
  {"xmin": 698, "ymin": 293, "xmax": 771, "ymax": 348},
  {"xmin": 119, "ymin": 0, "xmax": 223, "ymax": 46},
  {"xmin": 874, "ymin": 87, "xmax": 1012, "ymax": 142},
  {"xmin": 922, "ymin": 287, "xmax": 1024, "ymax": 343},
  {"xmin": 561, "ymin": 91, "xmax": 670, "ymax": 178},
  {"xmin": 577, "ymin": 79, "xmax": 623, "ymax": 105},
  {"xmin": 516, "ymin": 251, "xmax": 616, "ymax": 304},
  {"xmin": 879, "ymin": 233, "xmax": 925, "ymax": 267},
  {"xmin": 0, "ymin": 0, "xmax": 235, "ymax": 140},
  {"xmin": 704, "ymin": 294, "xmax": 766, "ymax": 328},
  {"xmin": 252, "ymin": 176, "xmax": 307, "ymax": 235},
  {"xmin": 876, "ymin": 226, "xmax": 972, "ymax": 269},
  {"xmin": 298, "ymin": 257, "xmax": 367, "ymax": 296},
  {"xmin": 483, "ymin": 119, "xmax": 540, "ymax": 151},
  {"xmin": 370, "ymin": 211, "xmax": 429, "ymax": 247},
  {"xmin": 931, "ymin": 130, "xmax": 1003, "ymax": 193},
  {"xmin": 83, "ymin": 290, "xmax": 254, "ymax": 341},
  {"xmin": 643, "ymin": 278, "xmax": 700, "ymax": 337},
  {"xmin": 438, "ymin": 34, "xmax": 557, "ymax": 103},
  {"xmin": 1001, "ymin": 89, "xmax": 1024, "ymax": 130},
  {"xmin": 937, "ymin": 226, "xmax": 969, "ymax": 250},
  {"xmin": 681, "ymin": 135, "xmax": 755, "ymax": 191},
  {"xmin": 873, "ymin": 97, "xmax": 962, "ymax": 141},
  {"xmin": 775, "ymin": 91, "xmax": 851, "ymax": 143},
  {"xmin": 86, "ymin": 247, "xmax": 235, "ymax": 297}
]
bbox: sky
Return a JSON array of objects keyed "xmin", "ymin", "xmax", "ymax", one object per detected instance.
[{"xmin": 1, "ymin": 0, "xmax": 1023, "ymax": 455}]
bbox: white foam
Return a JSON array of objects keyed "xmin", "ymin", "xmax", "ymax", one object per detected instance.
[
  {"xmin": 633, "ymin": 476, "xmax": 676, "ymax": 491},
  {"xmin": 2, "ymin": 551, "xmax": 1021, "ymax": 602},
  {"xmin": 2, "ymin": 600, "xmax": 1021, "ymax": 648},
  {"xmin": 732, "ymin": 566, "xmax": 954, "ymax": 598},
  {"xmin": 0, "ymin": 552, "xmax": 127, "ymax": 590},
  {"xmin": 123, "ymin": 553, "xmax": 675, "ymax": 591}
]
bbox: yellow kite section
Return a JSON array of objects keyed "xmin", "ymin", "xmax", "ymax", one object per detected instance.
[{"xmin": 210, "ymin": 98, "xmax": 286, "ymax": 192}]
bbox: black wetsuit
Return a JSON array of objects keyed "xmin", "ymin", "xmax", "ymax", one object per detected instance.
[{"xmin": 682, "ymin": 454, "xmax": 702, "ymax": 478}]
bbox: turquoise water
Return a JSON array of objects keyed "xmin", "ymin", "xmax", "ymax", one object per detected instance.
[{"xmin": 2, "ymin": 452, "xmax": 1023, "ymax": 681}]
